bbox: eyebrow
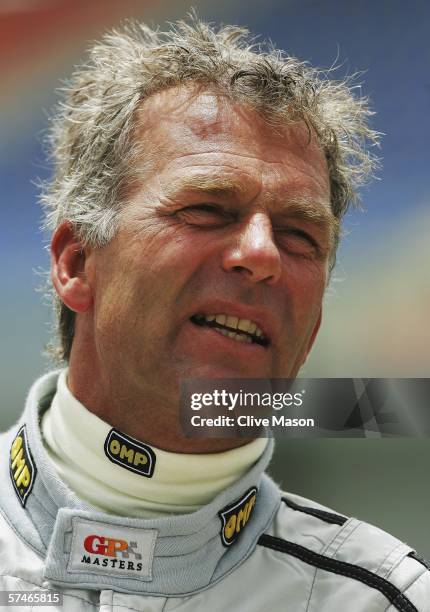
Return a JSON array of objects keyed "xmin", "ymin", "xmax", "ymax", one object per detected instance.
[
  {"xmin": 276, "ymin": 195, "xmax": 336, "ymax": 225},
  {"xmin": 164, "ymin": 175, "xmax": 247, "ymax": 200}
]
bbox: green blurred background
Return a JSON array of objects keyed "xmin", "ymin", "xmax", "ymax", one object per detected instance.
[{"xmin": 1, "ymin": 0, "xmax": 429, "ymax": 555}]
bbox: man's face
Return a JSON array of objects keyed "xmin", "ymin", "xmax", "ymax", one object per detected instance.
[{"xmin": 87, "ymin": 87, "xmax": 334, "ymax": 404}]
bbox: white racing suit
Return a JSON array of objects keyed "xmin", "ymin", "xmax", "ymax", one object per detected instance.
[{"xmin": 0, "ymin": 372, "xmax": 429, "ymax": 611}]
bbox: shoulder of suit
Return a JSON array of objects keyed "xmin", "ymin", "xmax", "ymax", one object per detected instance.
[{"xmin": 257, "ymin": 491, "xmax": 430, "ymax": 610}]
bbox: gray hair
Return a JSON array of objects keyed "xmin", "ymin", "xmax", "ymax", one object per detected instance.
[{"xmin": 40, "ymin": 15, "xmax": 380, "ymax": 362}]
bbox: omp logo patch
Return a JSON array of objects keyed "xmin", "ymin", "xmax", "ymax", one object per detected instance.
[
  {"xmin": 68, "ymin": 518, "xmax": 157, "ymax": 579},
  {"xmin": 104, "ymin": 428, "xmax": 156, "ymax": 477},
  {"xmin": 219, "ymin": 487, "xmax": 258, "ymax": 547},
  {"xmin": 9, "ymin": 425, "xmax": 36, "ymax": 507}
]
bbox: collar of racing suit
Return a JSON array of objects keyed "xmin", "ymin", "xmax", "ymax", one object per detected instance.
[
  {"xmin": 40, "ymin": 368, "xmax": 268, "ymax": 517},
  {"xmin": 1, "ymin": 371, "xmax": 281, "ymax": 596}
]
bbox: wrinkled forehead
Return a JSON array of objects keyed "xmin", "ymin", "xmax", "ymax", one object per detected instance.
[{"xmin": 132, "ymin": 85, "xmax": 329, "ymax": 179}]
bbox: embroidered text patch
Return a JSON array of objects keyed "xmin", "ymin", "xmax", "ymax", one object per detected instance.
[
  {"xmin": 68, "ymin": 518, "xmax": 157, "ymax": 580},
  {"xmin": 219, "ymin": 487, "xmax": 258, "ymax": 547},
  {"xmin": 9, "ymin": 425, "xmax": 36, "ymax": 507},
  {"xmin": 104, "ymin": 428, "xmax": 156, "ymax": 477}
]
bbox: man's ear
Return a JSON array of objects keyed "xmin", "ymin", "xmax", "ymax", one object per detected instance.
[{"xmin": 51, "ymin": 221, "xmax": 93, "ymax": 313}]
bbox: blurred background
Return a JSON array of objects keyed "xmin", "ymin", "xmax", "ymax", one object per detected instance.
[{"xmin": 1, "ymin": 0, "xmax": 429, "ymax": 554}]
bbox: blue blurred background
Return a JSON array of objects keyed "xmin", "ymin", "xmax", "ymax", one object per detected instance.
[{"xmin": 1, "ymin": 0, "xmax": 429, "ymax": 553}]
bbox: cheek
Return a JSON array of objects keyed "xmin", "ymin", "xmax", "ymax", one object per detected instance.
[
  {"xmin": 92, "ymin": 240, "xmax": 202, "ymax": 342},
  {"xmin": 283, "ymin": 257, "xmax": 327, "ymax": 310},
  {"xmin": 93, "ymin": 280, "xmax": 137, "ymax": 347},
  {"xmin": 141, "ymin": 227, "xmax": 225, "ymax": 300}
]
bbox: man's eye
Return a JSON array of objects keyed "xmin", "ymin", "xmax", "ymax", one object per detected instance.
[
  {"xmin": 275, "ymin": 227, "xmax": 320, "ymax": 256},
  {"xmin": 178, "ymin": 205, "xmax": 233, "ymax": 227}
]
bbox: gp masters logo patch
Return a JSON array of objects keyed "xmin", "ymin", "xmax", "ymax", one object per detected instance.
[
  {"xmin": 104, "ymin": 428, "xmax": 156, "ymax": 477},
  {"xmin": 83, "ymin": 534, "xmax": 142, "ymax": 569},
  {"xmin": 69, "ymin": 518, "xmax": 157, "ymax": 579},
  {"xmin": 219, "ymin": 487, "xmax": 258, "ymax": 547},
  {"xmin": 10, "ymin": 425, "xmax": 36, "ymax": 507}
]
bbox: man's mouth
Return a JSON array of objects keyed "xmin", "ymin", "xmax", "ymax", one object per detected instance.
[{"xmin": 190, "ymin": 313, "xmax": 269, "ymax": 347}]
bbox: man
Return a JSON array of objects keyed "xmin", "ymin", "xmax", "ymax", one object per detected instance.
[{"xmin": 0, "ymin": 17, "xmax": 428, "ymax": 611}]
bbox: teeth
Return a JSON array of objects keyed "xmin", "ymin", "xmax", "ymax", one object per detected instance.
[
  {"xmin": 226, "ymin": 315, "xmax": 239, "ymax": 330},
  {"xmin": 215, "ymin": 314, "xmax": 226, "ymax": 325},
  {"xmin": 235, "ymin": 333, "xmax": 247, "ymax": 343},
  {"xmin": 198, "ymin": 312, "xmax": 265, "ymax": 341},
  {"xmin": 238, "ymin": 318, "xmax": 251, "ymax": 332},
  {"xmin": 213, "ymin": 327, "xmax": 251, "ymax": 344}
]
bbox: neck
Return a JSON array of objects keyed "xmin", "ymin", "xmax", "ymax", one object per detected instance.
[{"xmin": 67, "ymin": 347, "xmax": 253, "ymax": 453}]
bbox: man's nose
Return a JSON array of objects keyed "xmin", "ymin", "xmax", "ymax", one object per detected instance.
[{"xmin": 221, "ymin": 212, "xmax": 282, "ymax": 284}]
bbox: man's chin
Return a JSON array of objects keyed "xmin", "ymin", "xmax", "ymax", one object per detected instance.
[
  {"xmin": 176, "ymin": 363, "xmax": 271, "ymax": 381},
  {"xmin": 177, "ymin": 319, "xmax": 273, "ymax": 378}
]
